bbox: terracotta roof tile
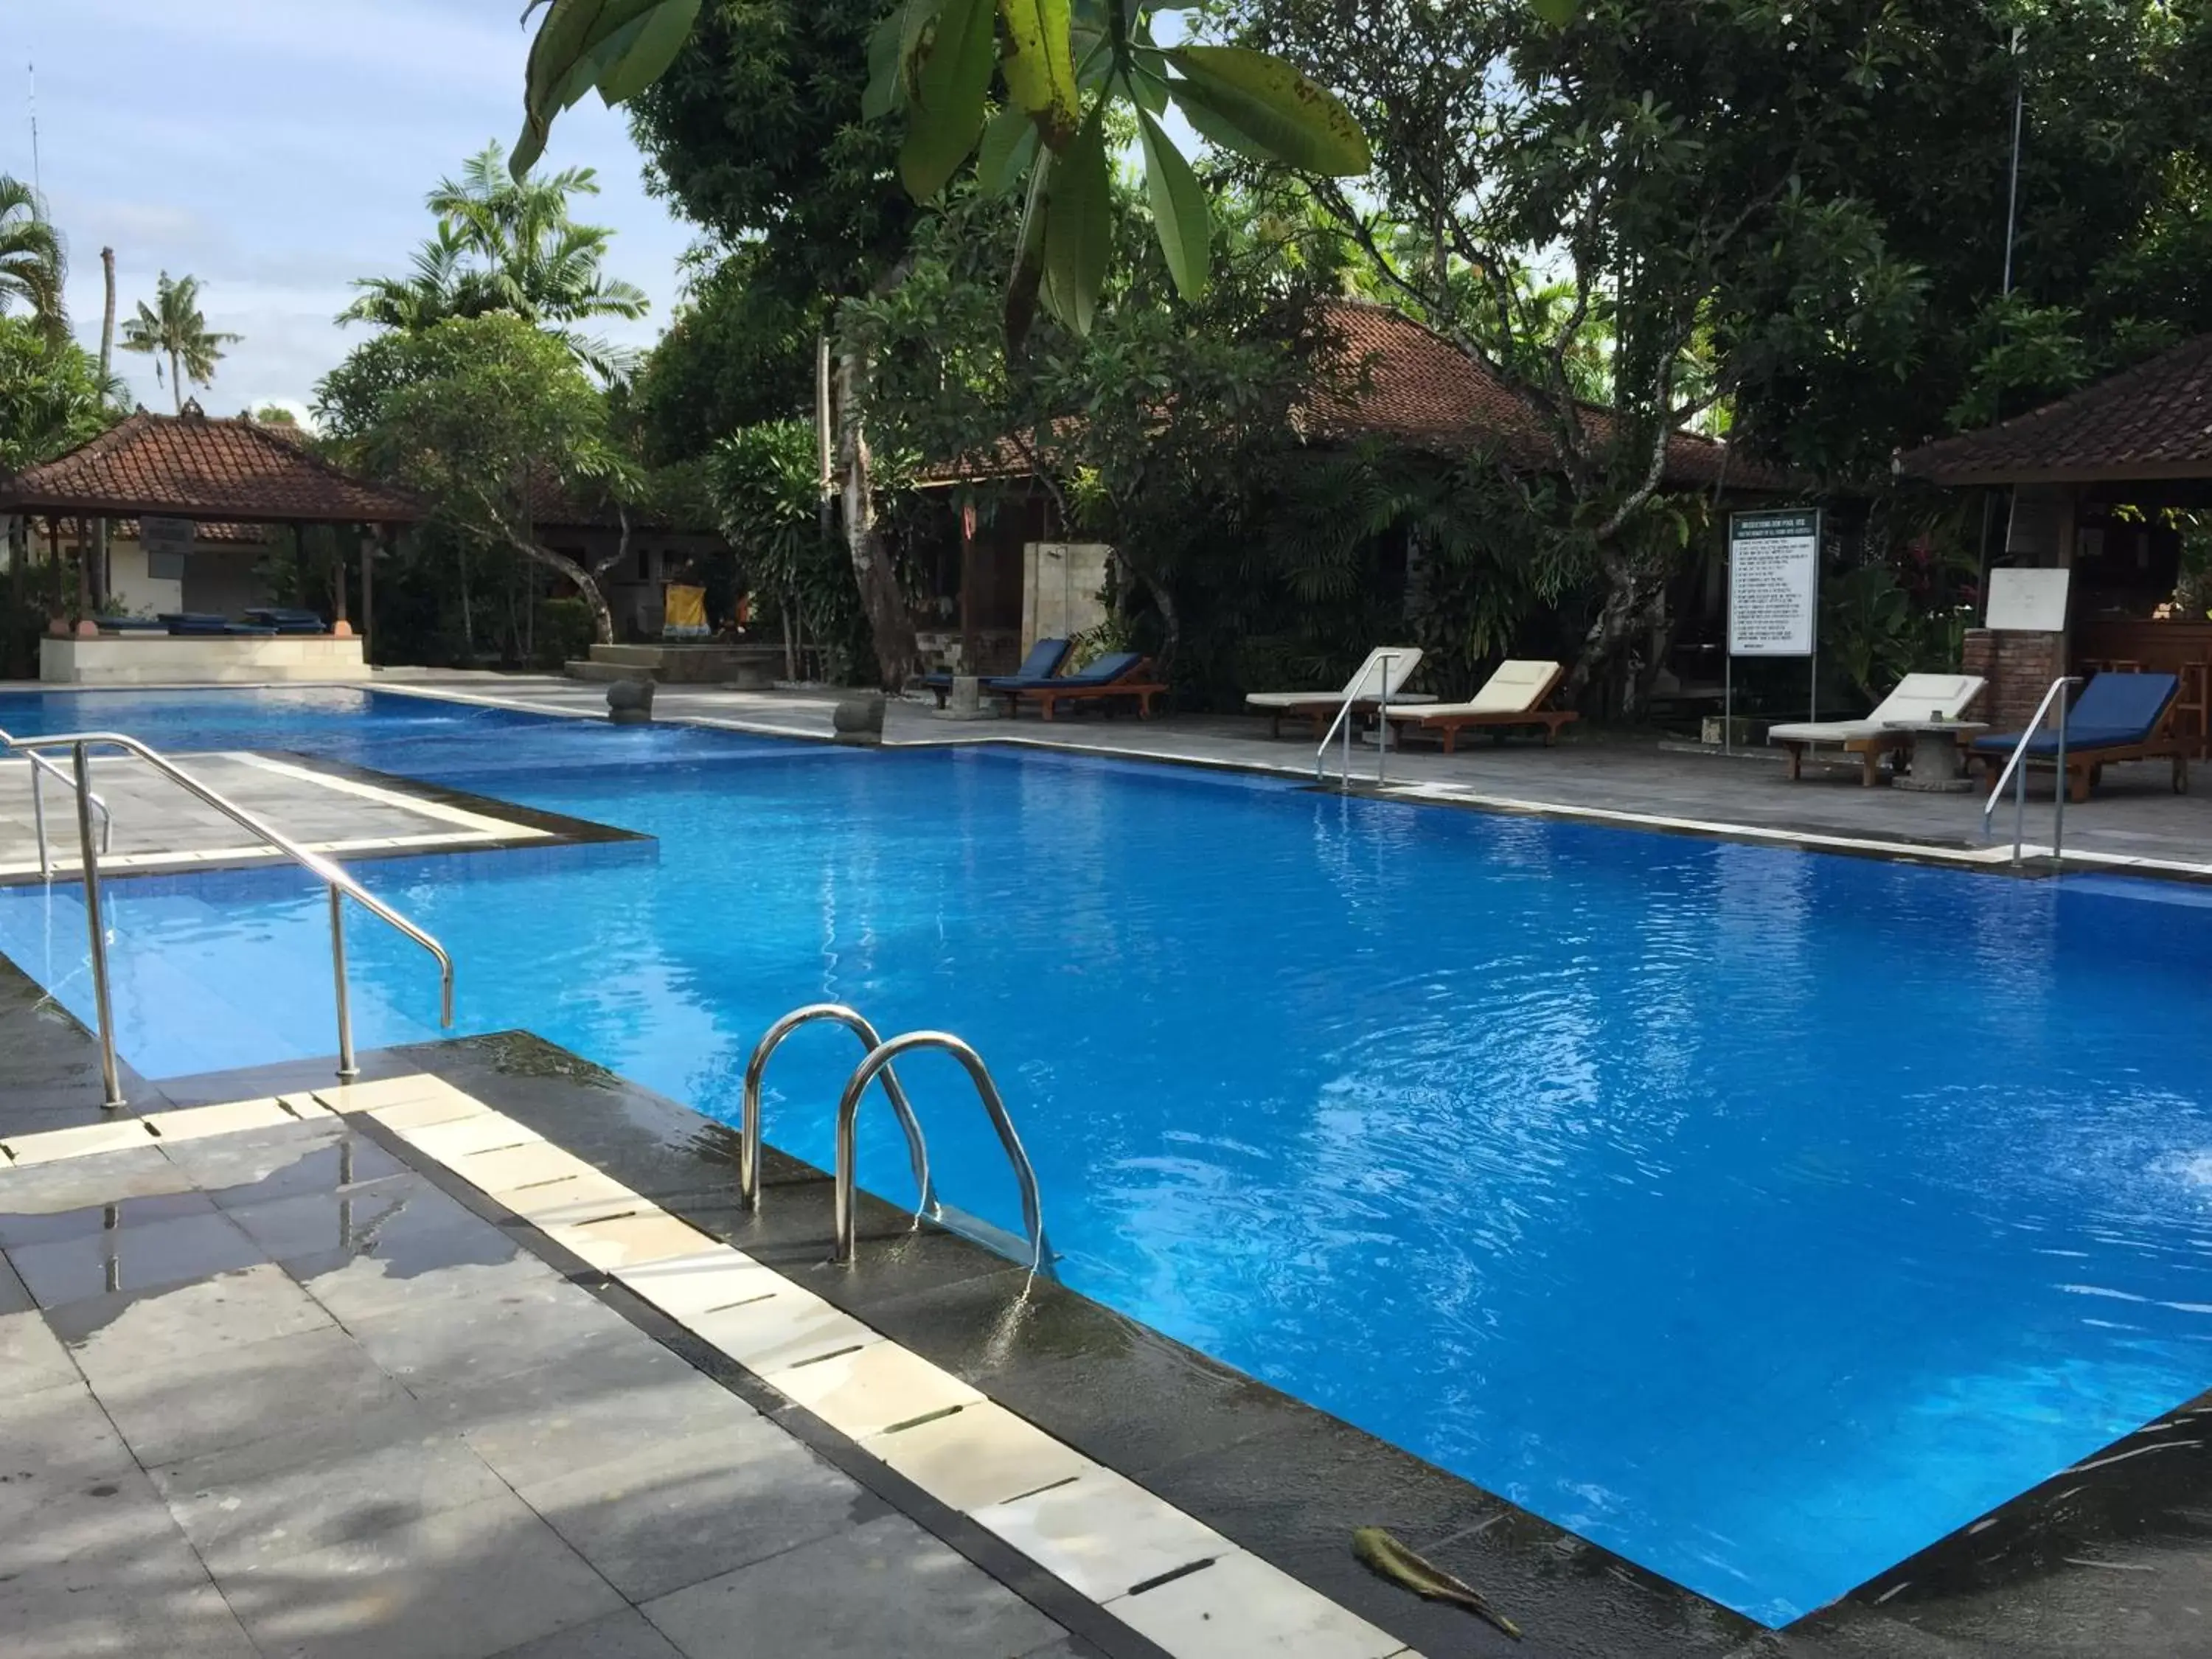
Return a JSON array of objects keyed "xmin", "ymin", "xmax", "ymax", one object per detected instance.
[
  {"xmin": 920, "ymin": 300, "xmax": 1781, "ymax": 491},
  {"xmin": 1896, "ymin": 335, "xmax": 2212, "ymax": 485},
  {"xmin": 0, "ymin": 408, "xmax": 421, "ymax": 524},
  {"xmin": 1308, "ymin": 300, "xmax": 1779, "ymax": 490}
]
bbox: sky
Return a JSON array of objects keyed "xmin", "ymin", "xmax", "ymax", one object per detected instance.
[{"xmin": 7, "ymin": 0, "xmax": 697, "ymax": 422}]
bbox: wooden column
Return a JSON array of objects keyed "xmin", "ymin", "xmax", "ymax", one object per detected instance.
[
  {"xmin": 958, "ymin": 498, "xmax": 978, "ymax": 674},
  {"xmin": 361, "ymin": 528, "xmax": 379, "ymax": 661},
  {"xmin": 329, "ymin": 522, "xmax": 351, "ymax": 634}
]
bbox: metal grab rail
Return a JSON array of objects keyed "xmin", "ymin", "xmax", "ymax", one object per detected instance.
[
  {"xmin": 738, "ymin": 1003, "xmax": 935, "ymax": 1219},
  {"xmin": 20, "ymin": 747, "xmax": 111, "ymax": 879},
  {"xmin": 1313, "ymin": 650, "xmax": 1399, "ymax": 792},
  {"xmin": 832, "ymin": 1032, "xmax": 1048, "ymax": 1273},
  {"xmin": 1980, "ymin": 675, "xmax": 2080, "ymax": 866},
  {"xmin": 0, "ymin": 728, "xmax": 454, "ymax": 1110}
]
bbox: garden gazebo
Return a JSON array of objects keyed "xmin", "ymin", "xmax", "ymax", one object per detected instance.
[{"xmin": 0, "ymin": 403, "xmax": 421, "ymax": 679}]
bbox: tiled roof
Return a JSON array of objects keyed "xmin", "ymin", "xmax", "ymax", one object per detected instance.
[
  {"xmin": 1308, "ymin": 300, "xmax": 1778, "ymax": 490},
  {"xmin": 113, "ymin": 518, "xmax": 270, "ymax": 546},
  {"xmin": 1896, "ymin": 335, "xmax": 2212, "ymax": 485},
  {"xmin": 0, "ymin": 408, "xmax": 422, "ymax": 524},
  {"xmin": 919, "ymin": 300, "xmax": 1781, "ymax": 491}
]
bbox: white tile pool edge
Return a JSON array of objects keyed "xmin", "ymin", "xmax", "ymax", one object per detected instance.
[{"xmin": 0, "ymin": 1079, "xmax": 1423, "ymax": 1659}]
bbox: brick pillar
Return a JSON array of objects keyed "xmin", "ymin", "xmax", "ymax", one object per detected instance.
[{"xmin": 1964, "ymin": 628, "xmax": 2062, "ymax": 731}]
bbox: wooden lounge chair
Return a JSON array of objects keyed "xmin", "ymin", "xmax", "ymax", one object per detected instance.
[
  {"xmin": 1383, "ymin": 660, "xmax": 1579, "ymax": 753},
  {"xmin": 995, "ymin": 652, "xmax": 1165, "ymax": 720},
  {"xmin": 1245, "ymin": 647, "xmax": 1432, "ymax": 739},
  {"xmin": 1971, "ymin": 671, "xmax": 2189, "ymax": 803},
  {"xmin": 1768, "ymin": 672, "xmax": 1986, "ymax": 786},
  {"xmin": 917, "ymin": 637, "xmax": 1069, "ymax": 708}
]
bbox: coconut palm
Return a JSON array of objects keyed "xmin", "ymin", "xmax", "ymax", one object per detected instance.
[
  {"xmin": 341, "ymin": 142, "xmax": 647, "ymax": 380},
  {"xmin": 119, "ymin": 272, "xmax": 243, "ymax": 414},
  {"xmin": 0, "ymin": 175, "xmax": 66, "ymax": 341}
]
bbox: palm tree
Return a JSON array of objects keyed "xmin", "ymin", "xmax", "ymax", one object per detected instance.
[
  {"xmin": 120, "ymin": 272, "xmax": 243, "ymax": 414},
  {"xmin": 341, "ymin": 142, "xmax": 648, "ymax": 379},
  {"xmin": 0, "ymin": 175, "xmax": 66, "ymax": 341}
]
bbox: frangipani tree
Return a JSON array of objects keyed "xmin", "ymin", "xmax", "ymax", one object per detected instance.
[{"xmin": 513, "ymin": 0, "xmax": 1371, "ymax": 341}]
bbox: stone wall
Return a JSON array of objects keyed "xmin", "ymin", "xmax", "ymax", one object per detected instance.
[{"xmin": 1961, "ymin": 628, "xmax": 2063, "ymax": 733}]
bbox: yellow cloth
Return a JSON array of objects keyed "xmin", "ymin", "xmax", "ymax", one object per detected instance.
[{"xmin": 663, "ymin": 584, "xmax": 709, "ymax": 639}]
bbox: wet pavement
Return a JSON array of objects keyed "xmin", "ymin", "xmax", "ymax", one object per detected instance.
[{"xmin": 0, "ymin": 1105, "xmax": 1089, "ymax": 1659}]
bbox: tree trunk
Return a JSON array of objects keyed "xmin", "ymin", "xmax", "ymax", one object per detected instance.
[
  {"xmin": 832, "ymin": 347, "xmax": 916, "ymax": 689},
  {"xmin": 168, "ymin": 349, "xmax": 181, "ymax": 415},
  {"xmin": 495, "ymin": 529, "xmax": 616, "ymax": 646},
  {"xmin": 1564, "ymin": 549, "xmax": 1663, "ymax": 716},
  {"xmin": 1116, "ymin": 546, "xmax": 1180, "ymax": 670}
]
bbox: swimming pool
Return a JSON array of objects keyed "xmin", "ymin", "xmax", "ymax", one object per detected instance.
[{"xmin": 6, "ymin": 685, "xmax": 2212, "ymax": 1625}]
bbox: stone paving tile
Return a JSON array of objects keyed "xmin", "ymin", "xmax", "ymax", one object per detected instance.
[
  {"xmin": 0, "ymin": 1187, "xmax": 213, "ymax": 1250},
  {"xmin": 7, "ymin": 1206, "xmax": 265, "ymax": 1307},
  {"xmin": 0, "ymin": 1378, "xmax": 137, "ymax": 1481},
  {"xmin": 95, "ymin": 1322, "xmax": 408, "ymax": 1467},
  {"xmin": 150, "ymin": 1395, "xmax": 509, "ymax": 1576},
  {"xmin": 641, "ymin": 1511, "xmax": 1066, "ymax": 1659},
  {"xmin": 429, "ymin": 1337, "xmax": 763, "ymax": 1492},
  {"xmin": 349, "ymin": 1271, "xmax": 644, "ymax": 1399},
  {"xmin": 224, "ymin": 1170, "xmax": 437, "ymax": 1260},
  {"xmin": 0, "ymin": 1545, "xmax": 260, "ymax": 1659},
  {"xmin": 0, "ymin": 1303, "xmax": 79, "ymax": 1394},
  {"xmin": 221, "ymin": 1489, "xmax": 626, "ymax": 1659},
  {"xmin": 54, "ymin": 1261, "xmax": 333, "ymax": 1378},
  {"xmin": 488, "ymin": 1608, "xmax": 684, "ymax": 1659},
  {"xmin": 516, "ymin": 1422, "xmax": 888, "ymax": 1603},
  {"xmin": 170, "ymin": 1121, "xmax": 407, "ymax": 1207},
  {"xmin": 0, "ymin": 1252, "xmax": 32, "ymax": 1315},
  {"xmin": 0, "ymin": 1144, "xmax": 195, "ymax": 1211},
  {"xmin": 0, "ymin": 1454, "xmax": 190, "ymax": 1587}
]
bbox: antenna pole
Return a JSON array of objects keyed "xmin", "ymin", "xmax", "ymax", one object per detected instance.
[{"xmin": 27, "ymin": 62, "xmax": 41, "ymax": 209}]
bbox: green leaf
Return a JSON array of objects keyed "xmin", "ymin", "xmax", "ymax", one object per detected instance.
[
  {"xmin": 998, "ymin": 0, "xmax": 1079, "ymax": 150},
  {"xmin": 900, "ymin": 0, "xmax": 998, "ymax": 199},
  {"xmin": 1163, "ymin": 45, "xmax": 1370, "ymax": 175},
  {"xmin": 1042, "ymin": 105, "xmax": 1110, "ymax": 335},
  {"xmin": 977, "ymin": 104, "xmax": 1041, "ymax": 197},
  {"xmin": 1006, "ymin": 147, "xmax": 1054, "ymax": 349},
  {"xmin": 1528, "ymin": 0, "xmax": 1580, "ymax": 24},
  {"xmin": 515, "ymin": 0, "xmax": 697, "ymax": 175},
  {"xmin": 1137, "ymin": 107, "xmax": 1209, "ymax": 302},
  {"xmin": 1124, "ymin": 62, "xmax": 1170, "ymax": 116},
  {"xmin": 593, "ymin": 0, "xmax": 700, "ymax": 104},
  {"xmin": 863, "ymin": 10, "xmax": 906, "ymax": 120}
]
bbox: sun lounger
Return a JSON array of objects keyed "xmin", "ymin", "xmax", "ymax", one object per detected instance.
[
  {"xmin": 994, "ymin": 651, "xmax": 1165, "ymax": 721},
  {"xmin": 1245, "ymin": 647, "xmax": 1433, "ymax": 739},
  {"xmin": 244, "ymin": 607, "xmax": 328, "ymax": 635},
  {"xmin": 1383, "ymin": 660, "xmax": 1578, "ymax": 753},
  {"xmin": 1768, "ymin": 672, "xmax": 1986, "ymax": 786},
  {"xmin": 1971, "ymin": 671, "xmax": 2188, "ymax": 802},
  {"xmin": 917, "ymin": 637, "xmax": 1069, "ymax": 708}
]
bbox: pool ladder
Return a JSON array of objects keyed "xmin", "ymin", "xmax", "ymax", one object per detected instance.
[
  {"xmin": 0, "ymin": 725, "xmax": 454, "ymax": 1112},
  {"xmin": 740, "ymin": 1003, "xmax": 1051, "ymax": 1274}
]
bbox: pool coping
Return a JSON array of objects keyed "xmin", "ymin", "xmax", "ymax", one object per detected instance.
[
  {"xmin": 0, "ymin": 747, "xmax": 650, "ymax": 888},
  {"xmin": 55, "ymin": 1029, "xmax": 2212, "ymax": 1658}
]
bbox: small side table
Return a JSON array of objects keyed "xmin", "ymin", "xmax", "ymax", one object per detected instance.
[{"xmin": 1885, "ymin": 720, "xmax": 1989, "ymax": 792}]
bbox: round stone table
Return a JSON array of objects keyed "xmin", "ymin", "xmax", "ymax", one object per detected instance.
[{"xmin": 1885, "ymin": 720, "xmax": 1989, "ymax": 792}]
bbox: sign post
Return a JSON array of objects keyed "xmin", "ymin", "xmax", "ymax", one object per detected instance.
[{"xmin": 1725, "ymin": 507, "xmax": 1823, "ymax": 752}]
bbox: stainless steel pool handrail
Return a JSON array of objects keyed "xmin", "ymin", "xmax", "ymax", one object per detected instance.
[
  {"xmin": 1980, "ymin": 675, "xmax": 2080, "ymax": 866},
  {"xmin": 738, "ymin": 1003, "xmax": 935, "ymax": 1219},
  {"xmin": 1314, "ymin": 650, "xmax": 1398, "ymax": 792},
  {"xmin": 0, "ymin": 727, "xmax": 454, "ymax": 1110},
  {"xmin": 20, "ymin": 746, "xmax": 111, "ymax": 879},
  {"xmin": 832, "ymin": 1031, "xmax": 1048, "ymax": 1274}
]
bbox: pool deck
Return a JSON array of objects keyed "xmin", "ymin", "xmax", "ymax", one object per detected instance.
[
  {"xmin": 367, "ymin": 672, "xmax": 2212, "ymax": 879},
  {"xmin": 8, "ymin": 672, "xmax": 2212, "ymax": 1656}
]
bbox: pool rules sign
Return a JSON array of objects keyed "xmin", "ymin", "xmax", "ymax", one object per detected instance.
[
  {"xmin": 1722, "ymin": 507, "xmax": 1823, "ymax": 746},
  {"xmin": 1728, "ymin": 509, "xmax": 1820, "ymax": 656}
]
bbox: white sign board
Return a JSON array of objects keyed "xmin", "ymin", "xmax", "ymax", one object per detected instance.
[
  {"xmin": 139, "ymin": 516, "xmax": 196, "ymax": 559},
  {"xmin": 1728, "ymin": 509, "xmax": 1820, "ymax": 657},
  {"xmin": 1983, "ymin": 567, "xmax": 2069, "ymax": 633}
]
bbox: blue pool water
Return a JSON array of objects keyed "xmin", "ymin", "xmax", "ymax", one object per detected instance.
[{"xmin": 7, "ymin": 686, "xmax": 2212, "ymax": 1624}]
